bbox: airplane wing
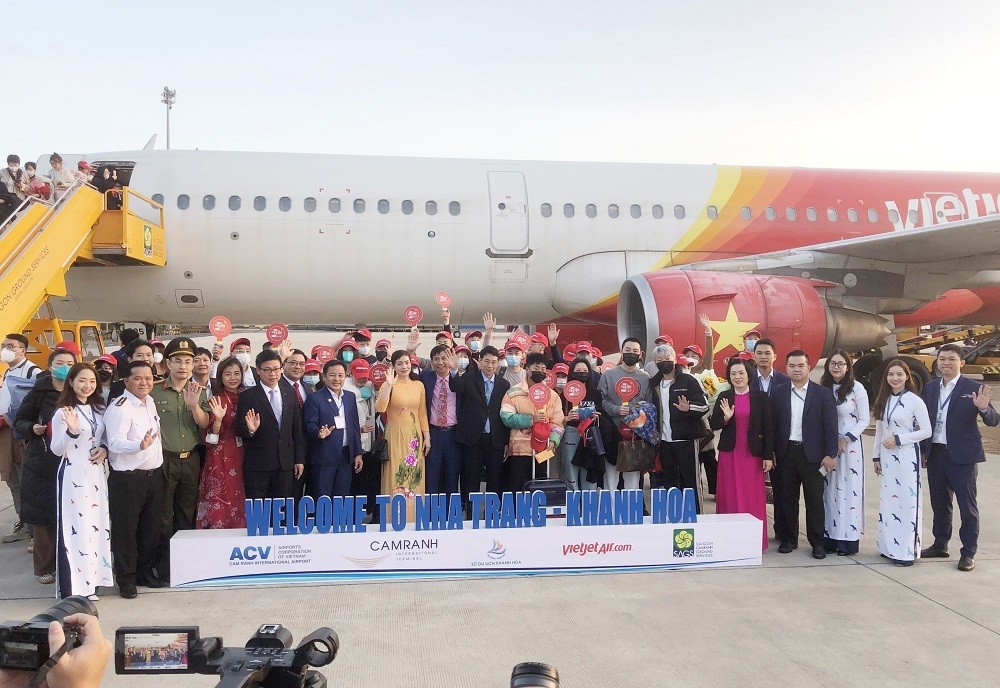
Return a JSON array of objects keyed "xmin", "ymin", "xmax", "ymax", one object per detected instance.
[{"xmin": 681, "ymin": 214, "xmax": 1000, "ymax": 314}]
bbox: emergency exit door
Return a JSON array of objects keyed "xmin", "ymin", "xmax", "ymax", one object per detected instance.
[{"xmin": 487, "ymin": 171, "xmax": 530, "ymax": 256}]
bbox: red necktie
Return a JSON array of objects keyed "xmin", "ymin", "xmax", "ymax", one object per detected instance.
[
  {"xmin": 293, "ymin": 382, "xmax": 303, "ymax": 408},
  {"xmin": 437, "ymin": 377, "xmax": 449, "ymax": 426}
]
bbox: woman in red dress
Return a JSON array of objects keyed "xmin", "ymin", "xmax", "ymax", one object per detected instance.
[{"xmin": 196, "ymin": 356, "xmax": 246, "ymax": 529}]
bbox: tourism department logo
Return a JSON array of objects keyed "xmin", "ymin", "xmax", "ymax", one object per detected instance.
[
  {"xmin": 487, "ymin": 539, "xmax": 507, "ymax": 559},
  {"xmin": 672, "ymin": 528, "xmax": 695, "ymax": 558}
]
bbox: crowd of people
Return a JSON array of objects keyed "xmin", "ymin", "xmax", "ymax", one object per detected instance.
[
  {"xmin": 0, "ymin": 311, "xmax": 996, "ymax": 601},
  {"xmin": 0, "ymin": 152, "xmax": 120, "ymax": 223}
]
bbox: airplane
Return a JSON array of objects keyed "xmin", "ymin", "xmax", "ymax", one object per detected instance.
[{"xmin": 41, "ymin": 148, "xmax": 1000, "ymax": 370}]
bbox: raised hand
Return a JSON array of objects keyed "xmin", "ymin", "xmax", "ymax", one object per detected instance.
[
  {"xmin": 62, "ymin": 407, "xmax": 80, "ymax": 435},
  {"xmin": 139, "ymin": 429, "xmax": 158, "ymax": 450},
  {"xmin": 183, "ymin": 382, "xmax": 202, "ymax": 408},
  {"xmin": 973, "ymin": 385, "xmax": 993, "ymax": 411},
  {"xmin": 483, "ymin": 312, "xmax": 497, "ymax": 332},
  {"xmin": 245, "ymin": 409, "xmax": 260, "ymax": 434},
  {"xmin": 547, "ymin": 323, "xmax": 560, "ymax": 345},
  {"xmin": 698, "ymin": 312, "xmax": 711, "ymax": 331},
  {"xmin": 673, "ymin": 395, "xmax": 691, "ymax": 412},
  {"xmin": 441, "ymin": 307, "xmax": 451, "ymax": 325},
  {"xmin": 318, "ymin": 424, "xmax": 332, "ymax": 439},
  {"xmin": 279, "ymin": 338, "xmax": 293, "ymax": 361},
  {"xmin": 719, "ymin": 397, "xmax": 734, "ymax": 422},
  {"xmin": 406, "ymin": 328, "xmax": 420, "ymax": 352},
  {"xmin": 443, "ymin": 347, "xmax": 458, "ymax": 371},
  {"xmin": 208, "ymin": 396, "xmax": 228, "ymax": 421},
  {"xmin": 384, "ymin": 367, "xmax": 397, "ymax": 387}
]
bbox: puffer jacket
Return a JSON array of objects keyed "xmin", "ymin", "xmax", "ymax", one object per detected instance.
[
  {"xmin": 500, "ymin": 384, "xmax": 564, "ymax": 457},
  {"xmin": 13, "ymin": 372, "xmax": 62, "ymax": 526}
]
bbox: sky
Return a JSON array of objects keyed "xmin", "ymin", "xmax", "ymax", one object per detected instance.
[{"xmin": 8, "ymin": 1, "xmax": 1000, "ymax": 171}]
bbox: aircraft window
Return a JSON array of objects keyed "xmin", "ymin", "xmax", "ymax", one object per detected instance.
[
  {"xmin": 304, "ymin": 197, "xmax": 316, "ymax": 212},
  {"xmin": 609, "ymin": 204, "xmax": 620, "ymax": 218},
  {"xmin": 630, "ymin": 204, "xmax": 641, "ymax": 219},
  {"xmin": 764, "ymin": 206, "xmax": 776, "ymax": 221},
  {"xmin": 378, "ymin": 199, "xmax": 390, "ymax": 214},
  {"xmin": 426, "ymin": 200, "xmax": 437, "ymax": 215},
  {"xmin": 847, "ymin": 208, "xmax": 859, "ymax": 223},
  {"xmin": 827, "ymin": 208, "xmax": 838, "ymax": 222},
  {"xmin": 354, "ymin": 199, "xmax": 366, "ymax": 213},
  {"xmin": 402, "ymin": 199, "xmax": 413, "ymax": 215},
  {"xmin": 279, "ymin": 196, "xmax": 292, "ymax": 212},
  {"xmin": 674, "ymin": 204, "xmax": 685, "ymax": 219},
  {"xmin": 79, "ymin": 326, "xmax": 102, "ymax": 360},
  {"xmin": 888, "ymin": 208, "xmax": 900, "ymax": 224},
  {"xmin": 177, "ymin": 194, "xmax": 190, "ymax": 210},
  {"xmin": 907, "ymin": 209, "xmax": 918, "ymax": 224},
  {"xmin": 564, "ymin": 203, "xmax": 575, "ymax": 218},
  {"xmin": 329, "ymin": 198, "xmax": 341, "ymax": 213},
  {"xmin": 740, "ymin": 206, "xmax": 751, "ymax": 221},
  {"xmin": 254, "ymin": 196, "xmax": 266, "ymax": 211},
  {"xmin": 868, "ymin": 208, "xmax": 879, "ymax": 223},
  {"xmin": 706, "ymin": 205, "xmax": 717, "ymax": 220},
  {"xmin": 202, "ymin": 195, "xmax": 215, "ymax": 210},
  {"xmin": 807, "ymin": 207, "xmax": 818, "ymax": 221},
  {"xmin": 540, "ymin": 203, "xmax": 552, "ymax": 218},
  {"xmin": 449, "ymin": 201, "xmax": 461, "ymax": 216},
  {"xmin": 229, "ymin": 195, "xmax": 240, "ymax": 211},
  {"xmin": 652, "ymin": 204, "xmax": 663, "ymax": 219},
  {"xmin": 585, "ymin": 203, "xmax": 597, "ymax": 218},
  {"xmin": 152, "ymin": 193, "xmax": 164, "ymax": 205},
  {"xmin": 785, "ymin": 207, "xmax": 797, "ymax": 221}
]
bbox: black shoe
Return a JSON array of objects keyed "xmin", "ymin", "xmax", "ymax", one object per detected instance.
[
  {"xmin": 837, "ymin": 550, "xmax": 850, "ymax": 556},
  {"xmin": 958, "ymin": 556, "xmax": 975, "ymax": 572},
  {"xmin": 921, "ymin": 544, "xmax": 950, "ymax": 558},
  {"xmin": 138, "ymin": 574, "xmax": 168, "ymax": 589},
  {"xmin": 812, "ymin": 546, "xmax": 827, "ymax": 560},
  {"xmin": 119, "ymin": 583, "xmax": 137, "ymax": 599},
  {"xmin": 778, "ymin": 542, "xmax": 797, "ymax": 554},
  {"xmin": 824, "ymin": 545, "xmax": 837, "ymax": 554},
  {"xmin": 892, "ymin": 559, "xmax": 914, "ymax": 567}
]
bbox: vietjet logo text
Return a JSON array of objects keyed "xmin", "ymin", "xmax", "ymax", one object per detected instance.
[{"xmin": 884, "ymin": 189, "xmax": 1000, "ymax": 231}]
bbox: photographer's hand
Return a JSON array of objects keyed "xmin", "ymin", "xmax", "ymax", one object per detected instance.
[{"xmin": 45, "ymin": 614, "xmax": 111, "ymax": 688}]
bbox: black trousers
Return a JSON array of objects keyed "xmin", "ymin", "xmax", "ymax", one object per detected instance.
[
  {"xmin": 109, "ymin": 468, "xmax": 164, "ymax": 586},
  {"xmin": 700, "ymin": 444, "xmax": 718, "ymax": 495},
  {"xmin": 927, "ymin": 444, "xmax": 980, "ymax": 558},
  {"xmin": 504, "ymin": 455, "xmax": 548, "ymax": 494},
  {"xmin": 244, "ymin": 468, "xmax": 295, "ymax": 501},
  {"xmin": 460, "ymin": 433, "xmax": 504, "ymax": 508},
  {"xmin": 778, "ymin": 442, "xmax": 825, "ymax": 547},
  {"xmin": 659, "ymin": 440, "xmax": 701, "ymax": 513},
  {"xmin": 351, "ymin": 450, "xmax": 381, "ymax": 522},
  {"xmin": 769, "ymin": 465, "xmax": 790, "ymax": 541}
]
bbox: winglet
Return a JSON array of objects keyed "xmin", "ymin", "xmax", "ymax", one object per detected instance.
[{"xmin": 143, "ymin": 135, "xmax": 157, "ymax": 151}]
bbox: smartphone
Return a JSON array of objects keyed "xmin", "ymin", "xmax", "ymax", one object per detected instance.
[{"xmin": 818, "ymin": 465, "xmax": 829, "ymax": 477}]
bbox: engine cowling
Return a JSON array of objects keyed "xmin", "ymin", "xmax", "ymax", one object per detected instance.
[{"xmin": 617, "ymin": 270, "xmax": 890, "ymax": 369}]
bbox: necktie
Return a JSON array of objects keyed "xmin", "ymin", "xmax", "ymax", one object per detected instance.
[
  {"xmin": 484, "ymin": 377, "xmax": 493, "ymax": 433},
  {"xmin": 437, "ymin": 377, "xmax": 449, "ymax": 426},
  {"xmin": 293, "ymin": 382, "xmax": 303, "ymax": 408},
  {"xmin": 269, "ymin": 388, "xmax": 281, "ymax": 428}
]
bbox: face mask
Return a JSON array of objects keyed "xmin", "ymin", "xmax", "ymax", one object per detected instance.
[
  {"xmin": 469, "ymin": 340, "xmax": 482, "ymax": 352},
  {"xmin": 359, "ymin": 385, "xmax": 373, "ymax": 400},
  {"xmin": 555, "ymin": 378, "xmax": 566, "ymax": 390},
  {"xmin": 341, "ymin": 351, "xmax": 355, "ymax": 363},
  {"xmin": 505, "ymin": 354, "xmax": 520, "ymax": 368},
  {"xmin": 744, "ymin": 339, "xmax": 758, "ymax": 351},
  {"xmin": 621, "ymin": 353, "xmax": 640, "ymax": 367},
  {"xmin": 0, "ymin": 348, "xmax": 16, "ymax": 364},
  {"xmin": 688, "ymin": 356, "xmax": 700, "ymax": 367},
  {"xmin": 570, "ymin": 372, "xmax": 589, "ymax": 383},
  {"xmin": 52, "ymin": 364, "xmax": 71, "ymax": 381},
  {"xmin": 358, "ymin": 346, "xmax": 371, "ymax": 357},
  {"xmin": 588, "ymin": 356, "xmax": 598, "ymax": 368},
  {"xmin": 657, "ymin": 361, "xmax": 675, "ymax": 375},
  {"xmin": 529, "ymin": 371, "xmax": 547, "ymax": 384},
  {"xmin": 376, "ymin": 349, "xmax": 387, "ymax": 361},
  {"xmin": 98, "ymin": 369, "xmax": 113, "ymax": 382},
  {"xmin": 458, "ymin": 357, "xmax": 470, "ymax": 370},
  {"xmin": 303, "ymin": 374, "xmax": 320, "ymax": 386},
  {"xmin": 7, "ymin": 166, "xmax": 16, "ymax": 173},
  {"xmin": 152, "ymin": 352, "xmax": 164, "ymax": 364},
  {"xmin": 234, "ymin": 352, "xmax": 251, "ymax": 367}
]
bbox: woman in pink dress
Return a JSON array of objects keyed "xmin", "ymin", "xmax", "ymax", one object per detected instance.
[
  {"xmin": 710, "ymin": 357, "xmax": 774, "ymax": 550},
  {"xmin": 196, "ymin": 356, "xmax": 246, "ymax": 529}
]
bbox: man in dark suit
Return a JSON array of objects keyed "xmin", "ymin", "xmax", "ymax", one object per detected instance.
[
  {"xmin": 449, "ymin": 346, "xmax": 510, "ymax": 512},
  {"xmin": 420, "ymin": 345, "xmax": 463, "ymax": 496},
  {"xmin": 772, "ymin": 349, "xmax": 838, "ymax": 559},
  {"xmin": 235, "ymin": 349, "xmax": 305, "ymax": 500},
  {"xmin": 749, "ymin": 338, "xmax": 792, "ymax": 542},
  {"xmin": 920, "ymin": 344, "xmax": 999, "ymax": 571},
  {"xmin": 303, "ymin": 360, "xmax": 363, "ymax": 499}
]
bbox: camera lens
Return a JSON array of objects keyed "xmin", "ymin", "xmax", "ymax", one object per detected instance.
[
  {"xmin": 510, "ymin": 662, "xmax": 558, "ymax": 688},
  {"xmin": 30, "ymin": 596, "xmax": 97, "ymax": 625}
]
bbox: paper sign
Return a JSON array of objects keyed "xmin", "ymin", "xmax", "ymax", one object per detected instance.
[
  {"xmin": 370, "ymin": 363, "xmax": 389, "ymax": 386},
  {"xmin": 543, "ymin": 370, "xmax": 556, "ymax": 389},
  {"xmin": 615, "ymin": 376, "xmax": 640, "ymax": 402},
  {"xmin": 266, "ymin": 323, "xmax": 289, "ymax": 345},
  {"xmin": 535, "ymin": 449, "xmax": 554, "ymax": 464},
  {"xmin": 563, "ymin": 380, "xmax": 587, "ymax": 404},
  {"xmin": 209, "ymin": 316, "xmax": 232, "ymax": 340},
  {"xmin": 435, "ymin": 292, "xmax": 452, "ymax": 308},
  {"xmin": 403, "ymin": 306, "xmax": 424, "ymax": 325},
  {"xmin": 314, "ymin": 346, "xmax": 336, "ymax": 363},
  {"xmin": 529, "ymin": 383, "xmax": 551, "ymax": 407}
]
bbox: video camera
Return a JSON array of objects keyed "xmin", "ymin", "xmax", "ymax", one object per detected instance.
[
  {"xmin": 115, "ymin": 623, "xmax": 338, "ymax": 688},
  {"xmin": 0, "ymin": 596, "xmax": 96, "ymax": 672}
]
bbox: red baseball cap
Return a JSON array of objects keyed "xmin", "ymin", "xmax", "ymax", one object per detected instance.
[
  {"xmin": 350, "ymin": 359, "xmax": 371, "ymax": 378},
  {"xmin": 677, "ymin": 355, "xmax": 690, "ymax": 367},
  {"xmin": 552, "ymin": 363, "xmax": 569, "ymax": 376},
  {"xmin": 564, "ymin": 343, "xmax": 578, "ymax": 358},
  {"xmin": 304, "ymin": 359, "xmax": 322, "ymax": 373},
  {"xmin": 337, "ymin": 339, "xmax": 358, "ymax": 351},
  {"xmin": 738, "ymin": 351, "xmax": 755, "ymax": 361},
  {"xmin": 575, "ymin": 342, "xmax": 593, "ymax": 354},
  {"xmin": 436, "ymin": 330, "xmax": 453, "ymax": 340},
  {"xmin": 375, "ymin": 338, "xmax": 391, "ymax": 349},
  {"xmin": 231, "ymin": 337, "xmax": 251, "ymax": 352},
  {"xmin": 683, "ymin": 344, "xmax": 703, "ymax": 358},
  {"xmin": 744, "ymin": 329, "xmax": 762, "ymax": 339},
  {"xmin": 54, "ymin": 341, "xmax": 81, "ymax": 357},
  {"xmin": 654, "ymin": 334, "xmax": 674, "ymax": 345},
  {"xmin": 465, "ymin": 330, "xmax": 483, "ymax": 341},
  {"xmin": 409, "ymin": 354, "xmax": 420, "ymax": 367},
  {"xmin": 530, "ymin": 421, "xmax": 551, "ymax": 452},
  {"xmin": 354, "ymin": 328, "xmax": 372, "ymax": 341},
  {"xmin": 593, "ymin": 346, "xmax": 603, "ymax": 358},
  {"xmin": 96, "ymin": 354, "xmax": 117, "ymax": 367},
  {"xmin": 149, "ymin": 339, "xmax": 165, "ymax": 349},
  {"xmin": 454, "ymin": 345, "xmax": 471, "ymax": 356},
  {"xmin": 77, "ymin": 160, "xmax": 91, "ymax": 171},
  {"xmin": 505, "ymin": 341, "xmax": 523, "ymax": 353},
  {"xmin": 530, "ymin": 332, "xmax": 549, "ymax": 347}
]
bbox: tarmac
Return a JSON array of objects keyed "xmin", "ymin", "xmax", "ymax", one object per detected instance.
[{"xmin": 2, "ymin": 331, "xmax": 999, "ymax": 686}]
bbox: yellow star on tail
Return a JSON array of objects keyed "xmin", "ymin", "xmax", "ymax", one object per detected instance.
[{"xmin": 709, "ymin": 303, "xmax": 760, "ymax": 354}]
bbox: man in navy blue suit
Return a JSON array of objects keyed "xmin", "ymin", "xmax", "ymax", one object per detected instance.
[
  {"xmin": 772, "ymin": 349, "xmax": 839, "ymax": 559},
  {"xmin": 920, "ymin": 344, "xmax": 999, "ymax": 571},
  {"xmin": 419, "ymin": 345, "xmax": 463, "ymax": 496},
  {"xmin": 749, "ymin": 339, "xmax": 792, "ymax": 543},
  {"xmin": 303, "ymin": 360, "xmax": 363, "ymax": 499}
]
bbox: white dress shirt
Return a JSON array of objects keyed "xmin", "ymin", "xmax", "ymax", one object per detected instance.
[
  {"xmin": 758, "ymin": 371, "xmax": 774, "ymax": 394},
  {"xmin": 659, "ymin": 378, "xmax": 674, "ymax": 442},
  {"xmin": 104, "ymin": 390, "xmax": 163, "ymax": 471},
  {"xmin": 932, "ymin": 377, "xmax": 958, "ymax": 444},
  {"xmin": 284, "ymin": 375, "xmax": 307, "ymax": 404},
  {"xmin": 789, "ymin": 382, "xmax": 808, "ymax": 442}
]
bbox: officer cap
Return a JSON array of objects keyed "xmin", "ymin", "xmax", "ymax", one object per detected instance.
[{"xmin": 164, "ymin": 337, "xmax": 197, "ymax": 358}]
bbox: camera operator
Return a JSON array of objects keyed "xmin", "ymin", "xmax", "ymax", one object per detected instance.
[{"xmin": 0, "ymin": 614, "xmax": 111, "ymax": 688}]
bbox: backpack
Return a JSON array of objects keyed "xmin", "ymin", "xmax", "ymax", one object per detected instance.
[{"xmin": 4, "ymin": 369, "xmax": 40, "ymax": 439}]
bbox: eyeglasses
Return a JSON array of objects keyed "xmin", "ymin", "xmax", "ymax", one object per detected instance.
[
  {"xmin": 2, "ymin": 343, "xmax": 24, "ymax": 350},
  {"xmin": 287, "ymin": 361, "xmax": 305, "ymax": 367},
  {"xmin": 828, "ymin": 361, "xmax": 848, "ymax": 368},
  {"xmin": 259, "ymin": 367, "xmax": 282, "ymax": 374}
]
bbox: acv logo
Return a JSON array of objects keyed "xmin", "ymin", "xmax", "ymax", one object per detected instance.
[{"xmin": 487, "ymin": 539, "xmax": 506, "ymax": 559}]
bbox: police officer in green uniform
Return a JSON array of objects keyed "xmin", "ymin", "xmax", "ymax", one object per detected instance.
[{"xmin": 151, "ymin": 337, "xmax": 211, "ymax": 581}]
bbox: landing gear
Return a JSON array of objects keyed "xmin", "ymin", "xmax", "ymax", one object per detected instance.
[
  {"xmin": 143, "ymin": 322, "xmax": 156, "ymax": 339},
  {"xmin": 854, "ymin": 351, "xmax": 932, "ymax": 396}
]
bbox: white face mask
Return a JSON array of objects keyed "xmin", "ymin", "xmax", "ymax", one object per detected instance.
[
  {"xmin": 234, "ymin": 352, "xmax": 251, "ymax": 367},
  {"xmin": 688, "ymin": 356, "xmax": 700, "ymax": 367},
  {"xmin": 152, "ymin": 352, "xmax": 164, "ymax": 364},
  {"xmin": 588, "ymin": 356, "xmax": 597, "ymax": 367},
  {"xmin": 458, "ymin": 357, "xmax": 470, "ymax": 370},
  {"xmin": 303, "ymin": 374, "xmax": 320, "ymax": 386},
  {"xmin": 469, "ymin": 340, "xmax": 482, "ymax": 352},
  {"xmin": 0, "ymin": 348, "xmax": 17, "ymax": 364},
  {"xmin": 358, "ymin": 346, "xmax": 371, "ymax": 357},
  {"xmin": 7, "ymin": 165, "xmax": 17, "ymax": 173}
]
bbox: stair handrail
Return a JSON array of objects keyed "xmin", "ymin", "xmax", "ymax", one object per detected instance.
[{"xmin": 0, "ymin": 179, "xmax": 91, "ymax": 277}]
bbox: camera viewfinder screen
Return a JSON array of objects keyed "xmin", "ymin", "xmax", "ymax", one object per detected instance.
[{"xmin": 121, "ymin": 632, "xmax": 189, "ymax": 671}]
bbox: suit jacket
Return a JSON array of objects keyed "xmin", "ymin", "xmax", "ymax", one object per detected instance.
[
  {"xmin": 420, "ymin": 369, "xmax": 462, "ymax": 427},
  {"xmin": 772, "ymin": 380, "xmax": 838, "ymax": 463},
  {"xmin": 449, "ymin": 358, "xmax": 511, "ymax": 449},
  {"xmin": 920, "ymin": 375, "xmax": 1000, "ymax": 464},
  {"xmin": 710, "ymin": 388, "xmax": 774, "ymax": 459},
  {"xmin": 303, "ymin": 387, "xmax": 363, "ymax": 465},
  {"xmin": 750, "ymin": 368, "xmax": 790, "ymax": 395},
  {"xmin": 235, "ymin": 381, "xmax": 305, "ymax": 472}
]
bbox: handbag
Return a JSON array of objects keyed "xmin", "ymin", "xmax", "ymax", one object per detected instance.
[
  {"xmin": 371, "ymin": 437, "xmax": 389, "ymax": 463},
  {"xmin": 615, "ymin": 438, "xmax": 656, "ymax": 473}
]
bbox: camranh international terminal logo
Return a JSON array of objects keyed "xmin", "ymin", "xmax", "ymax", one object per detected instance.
[
  {"xmin": 672, "ymin": 528, "xmax": 695, "ymax": 558},
  {"xmin": 487, "ymin": 539, "xmax": 506, "ymax": 559}
]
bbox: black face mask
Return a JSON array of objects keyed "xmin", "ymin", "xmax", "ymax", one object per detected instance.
[
  {"xmin": 569, "ymin": 372, "xmax": 589, "ymax": 383},
  {"xmin": 621, "ymin": 353, "xmax": 640, "ymax": 367},
  {"xmin": 657, "ymin": 361, "xmax": 675, "ymax": 375},
  {"xmin": 98, "ymin": 369, "xmax": 113, "ymax": 382},
  {"xmin": 375, "ymin": 350, "xmax": 387, "ymax": 361},
  {"xmin": 529, "ymin": 371, "xmax": 547, "ymax": 384}
]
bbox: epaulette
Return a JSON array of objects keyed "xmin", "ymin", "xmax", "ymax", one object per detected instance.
[{"xmin": 115, "ymin": 397, "xmax": 127, "ymax": 406}]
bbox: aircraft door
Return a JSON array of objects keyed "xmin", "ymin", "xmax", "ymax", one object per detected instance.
[{"xmin": 487, "ymin": 171, "xmax": 531, "ymax": 257}]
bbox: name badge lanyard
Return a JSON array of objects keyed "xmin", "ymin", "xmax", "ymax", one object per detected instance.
[
  {"xmin": 936, "ymin": 384, "xmax": 954, "ymax": 433},
  {"xmin": 79, "ymin": 406, "xmax": 99, "ymax": 447}
]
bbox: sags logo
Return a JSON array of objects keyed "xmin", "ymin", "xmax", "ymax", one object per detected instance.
[
  {"xmin": 487, "ymin": 539, "xmax": 506, "ymax": 559},
  {"xmin": 672, "ymin": 529, "xmax": 695, "ymax": 558},
  {"xmin": 230, "ymin": 546, "xmax": 271, "ymax": 561}
]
